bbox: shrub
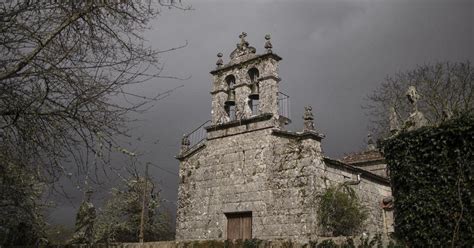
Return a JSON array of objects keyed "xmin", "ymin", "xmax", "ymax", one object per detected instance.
[{"xmin": 317, "ymin": 184, "xmax": 368, "ymax": 236}]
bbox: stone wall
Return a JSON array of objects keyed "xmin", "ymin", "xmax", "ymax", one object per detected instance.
[
  {"xmin": 26, "ymin": 236, "xmax": 396, "ymax": 248},
  {"xmin": 177, "ymin": 120, "xmax": 392, "ymax": 242}
]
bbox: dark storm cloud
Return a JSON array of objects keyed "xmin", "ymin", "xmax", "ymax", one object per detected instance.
[{"xmin": 53, "ymin": 0, "xmax": 473, "ymax": 227}]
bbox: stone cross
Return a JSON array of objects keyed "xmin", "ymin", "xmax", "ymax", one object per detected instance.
[
  {"xmin": 239, "ymin": 32, "xmax": 248, "ymax": 48},
  {"xmin": 230, "ymin": 32, "xmax": 256, "ymax": 61},
  {"xmin": 303, "ymin": 106, "xmax": 315, "ymax": 131},
  {"xmin": 404, "ymin": 86, "xmax": 428, "ymax": 131},
  {"xmin": 406, "ymin": 85, "xmax": 420, "ymax": 111}
]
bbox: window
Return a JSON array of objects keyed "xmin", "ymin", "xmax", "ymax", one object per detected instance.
[
  {"xmin": 226, "ymin": 212, "xmax": 252, "ymax": 240},
  {"xmin": 225, "ymin": 75, "xmax": 236, "ymax": 89}
]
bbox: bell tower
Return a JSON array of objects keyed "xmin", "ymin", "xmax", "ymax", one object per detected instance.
[
  {"xmin": 176, "ymin": 32, "xmax": 391, "ymax": 242},
  {"xmin": 209, "ymin": 32, "xmax": 289, "ymax": 127}
]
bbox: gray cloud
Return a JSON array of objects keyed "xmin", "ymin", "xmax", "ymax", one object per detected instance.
[{"xmin": 53, "ymin": 0, "xmax": 473, "ymax": 228}]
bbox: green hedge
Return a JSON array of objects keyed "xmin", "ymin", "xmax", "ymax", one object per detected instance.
[{"xmin": 382, "ymin": 114, "xmax": 474, "ymax": 247}]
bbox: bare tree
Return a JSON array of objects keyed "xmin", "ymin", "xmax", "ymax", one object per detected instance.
[
  {"xmin": 0, "ymin": 0, "xmax": 189, "ymax": 244},
  {"xmin": 365, "ymin": 61, "xmax": 473, "ymax": 137}
]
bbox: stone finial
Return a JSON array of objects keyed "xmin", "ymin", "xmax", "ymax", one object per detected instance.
[
  {"xmin": 264, "ymin": 34, "xmax": 273, "ymax": 54},
  {"xmin": 367, "ymin": 133, "xmax": 376, "ymax": 151},
  {"xmin": 303, "ymin": 105, "xmax": 315, "ymax": 131},
  {"xmin": 404, "ymin": 86, "xmax": 428, "ymax": 131},
  {"xmin": 181, "ymin": 134, "xmax": 190, "ymax": 153},
  {"xmin": 389, "ymin": 106, "xmax": 400, "ymax": 135},
  {"xmin": 216, "ymin": 52, "xmax": 223, "ymax": 68}
]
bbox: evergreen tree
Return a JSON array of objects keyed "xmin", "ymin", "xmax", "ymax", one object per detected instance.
[{"xmin": 94, "ymin": 176, "xmax": 174, "ymax": 243}]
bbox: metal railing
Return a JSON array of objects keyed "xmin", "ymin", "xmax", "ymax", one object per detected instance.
[
  {"xmin": 278, "ymin": 91, "xmax": 290, "ymax": 119},
  {"xmin": 183, "ymin": 120, "xmax": 211, "ymax": 151}
]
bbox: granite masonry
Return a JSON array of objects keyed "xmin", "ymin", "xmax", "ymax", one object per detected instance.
[{"xmin": 176, "ymin": 33, "xmax": 393, "ymax": 243}]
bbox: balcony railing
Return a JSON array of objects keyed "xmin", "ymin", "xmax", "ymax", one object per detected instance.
[
  {"xmin": 182, "ymin": 120, "xmax": 211, "ymax": 152},
  {"xmin": 250, "ymin": 92, "xmax": 290, "ymax": 118},
  {"xmin": 278, "ymin": 91, "xmax": 290, "ymax": 120},
  {"xmin": 181, "ymin": 92, "xmax": 290, "ymax": 154}
]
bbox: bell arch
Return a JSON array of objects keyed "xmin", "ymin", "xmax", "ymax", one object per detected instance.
[
  {"xmin": 248, "ymin": 68, "xmax": 260, "ymax": 115},
  {"xmin": 225, "ymin": 74, "xmax": 236, "ymax": 89}
]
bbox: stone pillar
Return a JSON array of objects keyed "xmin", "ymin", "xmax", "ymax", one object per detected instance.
[
  {"xmin": 211, "ymin": 91, "xmax": 229, "ymax": 124},
  {"xmin": 259, "ymin": 76, "xmax": 279, "ymax": 117},
  {"xmin": 258, "ymin": 57, "xmax": 280, "ymax": 117},
  {"xmin": 234, "ymin": 84, "xmax": 252, "ymax": 120}
]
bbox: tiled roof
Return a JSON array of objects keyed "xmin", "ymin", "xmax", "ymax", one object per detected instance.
[{"xmin": 342, "ymin": 149, "xmax": 385, "ymax": 165}]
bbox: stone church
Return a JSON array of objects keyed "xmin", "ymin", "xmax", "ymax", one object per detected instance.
[{"xmin": 176, "ymin": 33, "xmax": 392, "ymax": 242}]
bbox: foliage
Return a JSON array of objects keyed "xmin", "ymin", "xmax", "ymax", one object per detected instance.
[
  {"xmin": 44, "ymin": 224, "xmax": 74, "ymax": 245},
  {"xmin": 309, "ymin": 234, "xmax": 396, "ymax": 248},
  {"xmin": 316, "ymin": 239, "xmax": 338, "ymax": 248},
  {"xmin": 357, "ymin": 233, "xmax": 382, "ymax": 248},
  {"xmin": 93, "ymin": 175, "xmax": 174, "ymax": 243},
  {"xmin": 316, "ymin": 184, "xmax": 368, "ymax": 236},
  {"xmin": 365, "ymin": 61, "xmax": 473, "ymax": 137},
  {"xmin": 381, "ymin": 113, "xmax": 474, "ymax": 246},
  {"xmin": 242, "ymin": 239, "xmax": 262, "ymax": 248},
  {"xmin": 0, "ymin": 1, "xmax": 187, "ymax": 244},
  {"xmin": 1, "ymin": 0, "xmax": 188, "ymax": 184},
  {"xmin": 0, "ymin": 152, "xmax": 45, "ymax": 246},
  {"xmin": 71, "ymin": 191, "xmax": 96, "ymax": 244}
]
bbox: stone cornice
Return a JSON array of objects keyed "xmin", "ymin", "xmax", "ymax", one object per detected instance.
[
  {"xmin": 210, "ymin": 89, "xmax": 227, "ymax": 95},
  {"xmin": 210, "ymin": 83, "xmax": 253, "ymax": 95},
  {"xmin": 210, "ymin": 53, "xmax": 282, "ymax": 75},
  {"xmin": 205, "ymin": 113, "xmax": 273, "ymax": 132},
  {"xmin": 271, "ymin": 129, "xmax": 325, "ymax": 141},
  {"xmin": 175, "ymin": 143, "xmax": 206, "ymax": 161},
  {"xmin": 258, "ymin": 75, "xmax": 281, "ymax": 82}
]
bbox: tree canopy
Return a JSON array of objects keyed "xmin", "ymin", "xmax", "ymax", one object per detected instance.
[
  {"xmin": 365, "ymin": 61, "xmax": 473, "ymax": 137},
  {"xmin": 0, "ymin": 1, "xmax": 188, "ymax": 245},
  {"xmin": 94, "ymin": 175, "xmax": 174, "ymax": 243}
]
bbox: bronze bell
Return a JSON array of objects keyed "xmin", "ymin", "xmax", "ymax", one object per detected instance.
[
  {"xmin": 225, "ymin": 89, "xmax": 236, "ymax": 106},
  {"xmin": 249, "ymin": 83, "xmax": 259, "ymax": 100}
]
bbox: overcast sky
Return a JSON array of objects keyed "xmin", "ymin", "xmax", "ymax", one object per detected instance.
[{"xmin": 51, "ymin": 0, "xmax": 473, "ymax": 227}]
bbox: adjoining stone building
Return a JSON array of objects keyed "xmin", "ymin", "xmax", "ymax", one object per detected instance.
[
  {"xmin": 341, "ymin": 134, "xmax": 388, "ymax": 178},
  {"xmin": 176, "ymin": 33, "xmax": 393, "ymax": 242}
]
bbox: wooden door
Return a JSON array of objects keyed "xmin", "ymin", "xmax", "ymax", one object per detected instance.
[{"xmin": 226, "ymin": 212, "xmax": 252, "ymax": 240}]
